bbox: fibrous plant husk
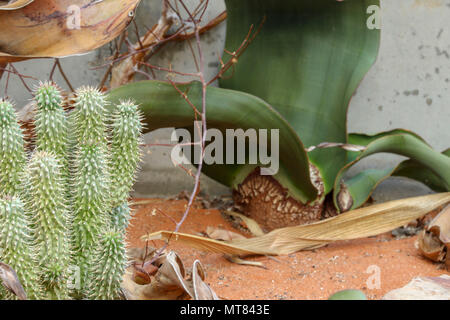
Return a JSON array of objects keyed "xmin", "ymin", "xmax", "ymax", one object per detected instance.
[{"xmin": 418, "ymin": 205, "xmax": 450, "ymax": 269}]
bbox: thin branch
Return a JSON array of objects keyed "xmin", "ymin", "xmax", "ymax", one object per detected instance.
[
  {"xmin": 170, "ymin": 10, "xmax": 226, "ymax": 42},
  {"xmin": 4, "ymin": 64, "xmax": 11, "ymax": 97},
  {"xmin": 207, "ymin": 16, "xmax": 266, "ymax": 85},
  {"xmin": 142, "ymin": 0, "xmax": 210, "ymax": 268},
  {"xmin": 99, "ymin": 31, "xmax": 127, "ymax": 88},
  {"xmin": 0, "ymin": 63, "xmax": 6, "ymax": 81},
  {"xmin": 55, "ymin": 59, "xmax": 74, "ymax": 92},
  {"xmin": 167, "ymin": 78, "xmax": 202, "ymax": 116},
  {"xmin": 137, "ymin": 60, "xmax": 200, "ymax": 78},
  {"xmin": 8, "ymin": 64, "xmax": 33, "ymax": 93},
  {"xmin": 48, "ymin": 59, "xmax": 58, "ymax": 81}
]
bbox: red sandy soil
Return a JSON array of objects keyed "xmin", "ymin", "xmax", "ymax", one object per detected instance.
[{"xmin": 126, "ymin": 198, "xmax": 449, "ymax": 300}]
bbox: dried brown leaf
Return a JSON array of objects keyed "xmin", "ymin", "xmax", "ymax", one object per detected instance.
[
  {"xmin": 143, "ymin": 193, "xmax": 450, "ymax": 256},
  {"xmin": 224, "ymin": 211, "xmax": 265, "ymax": 237},
  {"xmin": 122, "ymin": 251, "xmax": 191, "ymax": 300},
  {"xmin": 205, "ymin": 226, "xmax": 247, "ymax": 241},
  {"xmin": 0, "ymin": 0, "xmax": 33, "ymax": 10},
  {"xmin": 110, "ymin": 4, "xmax": 174, "ymax": 88},
  {"xmin": 0, "ymin": 261, "xmax": 27, "ymax": 300},
  {"xmin": 0, "ymin": 0, "xmax": 140, "ymax": 63},
  {"xmin": 418, "ymin": 230, "xmax": 446, "ymax": 262},
  {"xmin": 0, "ymin": 63, "xmax": 6, "ymax": 80},
  {"xmin": 225, "ymin": 255, "xmax": 266, "ymax": 269},
  {"xmin": 121, "ymin": 251, "xmax": 220, "ymax": 300},
  {"xmin": 418, "ymin": 204, "xmax": 450, "ymax": 268},
  {"xmin": 306, "ymin": 142, "xmax": 366, "ymax": 153},
  {"xmin": 337, "ymin": 182, "xmax": 354, "ymax": 212},
  {"xmin": 192, "ymin": 260, "xmax": 220, "ymax": 300}
]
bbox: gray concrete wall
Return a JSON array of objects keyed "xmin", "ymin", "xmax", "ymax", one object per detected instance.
[
  {"xmin": 347, "ymin": 0, "xmax": 450, "ymax": 200},
  {"xmin": 1, "ymin": 0, "xmax": 449, "ymax": 201}
]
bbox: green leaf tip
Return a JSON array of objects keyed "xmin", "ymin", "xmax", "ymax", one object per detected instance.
[{"xmin": 328, "ymin": 289, "xmax": 367, "ymax": 300}]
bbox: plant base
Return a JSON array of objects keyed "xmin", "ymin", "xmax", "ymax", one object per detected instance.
[{"xmin": 233, "ymin": 167, "xmax": 325, "ymax": 231}]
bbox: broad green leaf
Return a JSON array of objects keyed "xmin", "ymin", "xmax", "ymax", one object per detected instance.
[
  {"xmin": 221, "ymin": 0, "xmax": 380, "ymax": 194},
  {"xmin": 334, "ymin": 134, "xmax": 450, "ymax": 211},
  {"xmin": 337, "ymin": 167, "xmax": 395, "ymax": 211},
  {"xmin": 347, "ymin": 129, "xmax": 427, "ymax": 163},
  {"xmin": 107, "ymin": 80, "xmax": 318, "ymax": 203},
  {"xmin": 393, "ymin": 149, "xmax": 450, "ymax": 193},
  {"xmin": 335, "ymin": 130, "xmax": 443, "ymax": 211}
]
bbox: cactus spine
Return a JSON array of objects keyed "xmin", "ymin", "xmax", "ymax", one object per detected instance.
[
  {"xmin": 0, "ymin": 197, "xmax": 43, "ymax": 299},
  {"xmin": 87, "ymin": 230, "xmax": 127, "ymax": 300},
  {"xmin": 25, "ymin": 152, "xmax": 71, "ymax": 299},
  {"xmin": 0, "ymin": 100, "xmax": 27, "ymax": 197}
]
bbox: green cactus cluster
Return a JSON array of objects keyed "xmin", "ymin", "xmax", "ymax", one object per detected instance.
[{"xmin": 0, "ymin": 82, "xmax": 143, "ymax": 300}]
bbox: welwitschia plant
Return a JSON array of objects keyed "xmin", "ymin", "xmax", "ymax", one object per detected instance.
[{"xmin": 108, "ymin": 0, "xmax": 450, "ymax": 232}]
